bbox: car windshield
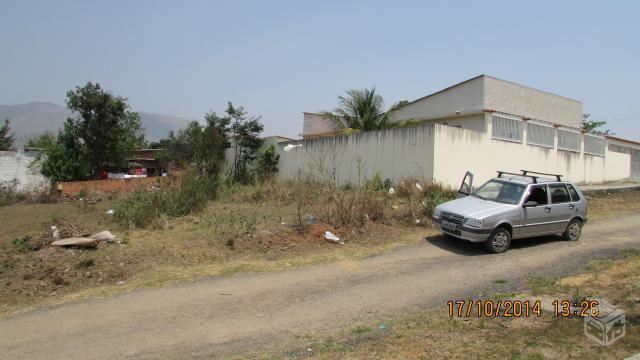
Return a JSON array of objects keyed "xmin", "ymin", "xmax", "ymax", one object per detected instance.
[{"xmin": 472, "ymin": 180, "xmax": 526, "ymax": 205}]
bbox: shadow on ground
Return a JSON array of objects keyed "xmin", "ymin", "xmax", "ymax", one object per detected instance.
[{"xmin": 425, "ymin": 233, "xmax": 565, "ymax": 256}]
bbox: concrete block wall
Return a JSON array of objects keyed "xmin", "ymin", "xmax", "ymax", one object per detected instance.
[
  {"xmin": 273, "ymin": 120, "xmax": 631, "ymax": 189},
  {"xmin": 277, "ymin": 125, "xmax": 436, "ymax": 185},
  {"xmin": 0, "ymin": 150, "xmax": 47, "ymax": 191}
]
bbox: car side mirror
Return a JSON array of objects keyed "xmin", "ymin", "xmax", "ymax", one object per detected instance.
[{"xmin": 523, "ymin": 200, "xmax": 538, "ymax": 208}]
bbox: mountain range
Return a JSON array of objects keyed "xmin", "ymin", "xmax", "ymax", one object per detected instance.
[{"xmin": 0, "ymin": 102, "xmax": 192, "ymax": 146}]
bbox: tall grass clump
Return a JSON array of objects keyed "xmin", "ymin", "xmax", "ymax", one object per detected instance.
[
  {"xmin": 114, "ymin": 172, "xmax": 218, "ymax": 228},
  {"xmin": 0, "ymin": 180, "xmax": 56, "ymax": 206}
]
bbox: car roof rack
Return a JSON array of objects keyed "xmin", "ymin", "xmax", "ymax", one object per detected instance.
[
  {"xmin": 497, "ymin": 171, "xmax": 539, "ymax": 183},
  {"xmin": 520, "ymin": 170, "xmax": 562, "ymax": 182}
]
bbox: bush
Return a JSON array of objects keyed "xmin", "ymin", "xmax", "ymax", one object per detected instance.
[
  {"xmin": 0, "ymin": 180, "xmax": 24, "ymax": 206},
  {"xmin": 0, "ymin": 180, "xmax": 56, "ymax": 207},
  {"xmin": 255, "ymin": 144, "xmax": 280, "ymax": 180},
  {"xmin": 114, "ymin": 172, "xmax": 218, "ymax": 228}
]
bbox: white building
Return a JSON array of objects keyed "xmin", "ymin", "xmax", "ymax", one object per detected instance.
[{"xmin": 288, "ymin": 75, "xmax": 639, "ymax": 186}]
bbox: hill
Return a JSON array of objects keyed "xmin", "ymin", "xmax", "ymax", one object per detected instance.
[{"xmin": 0, "ymin": 102, "xmax": 191, "ymax": 146}]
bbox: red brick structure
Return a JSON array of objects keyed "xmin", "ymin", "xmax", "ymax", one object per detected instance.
[{"xmin": 56, "ymin": 176, "xmax": 176, "ymax": 197}]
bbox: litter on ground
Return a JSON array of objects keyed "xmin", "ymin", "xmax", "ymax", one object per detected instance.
[
  {"xmin": 89, "ymin": 230, "xmax": 119, "ymax": 243},
  {"xmin": 50, "ymin": 237, "xmax": 99, "ymax": 248},
  {"xmin": 324, "ymin": 231, "xmax": 344, "ymax": 244}
]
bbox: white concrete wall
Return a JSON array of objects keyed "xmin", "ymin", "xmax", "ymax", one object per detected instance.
[
  {"xmin": 431, "ymin": 116, "xmax": 610, "ymax": 187},
  {"xmin": 0, "ymin": 150, "xmax": 47, "ymax": 191},
  {"xmin": 277, "ymin": 125, "xmax": 436, "ymax": 185},
  {"xmin": 484, "ymin": 76, "xmax": 583, "ymax": 129},
  {"xmin": 265, "ymin": 116, "xmax": 632, "ymax": 189},
  {"xmin": 604, "ymin": 148, "xmax": 631, "ymax": 180}
]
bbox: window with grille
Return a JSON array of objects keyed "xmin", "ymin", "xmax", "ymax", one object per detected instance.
[
  {"xmin": 557, "ymin": 129, "xmax": 581, "ymax": 152},
  {"xmin": 527, "ymin": 123, "xmax": 554, "ymax": 148},
  {"xmin": 584, "ymin": 135, "xmax": 605, "ymax": 156},
  {"xmin": 492, "ymin": 115, "xmax": 523, "ymax": 142}
]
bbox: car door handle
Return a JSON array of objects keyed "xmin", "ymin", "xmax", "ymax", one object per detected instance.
[
  {"xmin": 545, "ymin": 207, "xmax": 551, "ymax": 213},
  {"xmin": 569, "ymin": 204, "xmax": 575, "ymax": 209}
]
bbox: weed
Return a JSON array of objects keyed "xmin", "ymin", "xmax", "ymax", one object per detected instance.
[
  {"xmin": 0, "ymin": 180, "xmax": 55, "ymax": 206},
  {"xmin": 11, "ymin": 236, "xmax": 31, "ymax": 251},
  {"xmin": 76, "ymin": 258, "xmax": 95, "ymax": 268},
  {"xmin": 51, "ymin": 275, "xmax": 69, "ymax": 287},
  {"xmin": 114, "ymin": 172, "xmax": 218, "ymax": 228},
  {"xmin": 527, "ymin": 276, "xmax": 561, "ymax": 295},
  {"xmin": 351, "ymin": 325, "xmax": 373, "ymax": 335}
]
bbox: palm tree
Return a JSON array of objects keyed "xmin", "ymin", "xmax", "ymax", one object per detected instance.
[{"xmin": 321, "ymin": 87, "xmax": 390, "ymax": 133}]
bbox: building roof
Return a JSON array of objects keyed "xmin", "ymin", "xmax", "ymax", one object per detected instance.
[
  {"xmin": 261, "ymin": 135, "xmax": 296, "ymax": 141},
  {"xmin": 402, "ymin": 74, "xmax": 581, "ymax": 109},
  {"xmin": 605, "ymin": 135, "xmax": 640, "ymax": 146}
]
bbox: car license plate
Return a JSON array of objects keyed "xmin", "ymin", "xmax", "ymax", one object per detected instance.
[{"xmin": 441, "ymin": 220, "xmax": 457, "ymax": 231}]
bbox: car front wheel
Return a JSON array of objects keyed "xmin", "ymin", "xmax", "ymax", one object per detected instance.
[
  {"xmin": 485, "ymin": 227, "xmax": 511, "ymax": 253},
  {"xmin": 564, "ymin": 218, "xmax": 582, "ymax": 241}
]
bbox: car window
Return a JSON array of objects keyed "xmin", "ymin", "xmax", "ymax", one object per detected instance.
[
  {"xmin": 524, "ymin": 185, "xmax": 548, "ymax": 205},
  {"xmin": 566, "ymin": 184, "xmax": 580, "ymax": 202},
  {"xmin": 473, "ymin": 180, "xmax": 526, "ymax": 205},
  {"xmin": 549, "ymin": 184, "xmax": 571, "ymax": 203}
]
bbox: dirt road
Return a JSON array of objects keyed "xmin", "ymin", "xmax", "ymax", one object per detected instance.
[{"xmin": 1, "ymin": 214, "xmax": 639, "ymax": 359}]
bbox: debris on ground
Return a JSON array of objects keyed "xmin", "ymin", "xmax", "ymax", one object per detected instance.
[
  {"xmin": 388, "ymin": 187, "xmax": 395, "ymax": 195},
  {"xmin": 49, "ymin": 230, "xmax": 119, "ymax": 248},
  {"xmin": 50, "ymin": 237, "xmax": 99, "ymax": 248},
  {"xmin": 324, "ymin": 231, "xmax": 344, "ymax": 244},
  {"xmin": 304, "ymin": 214, "xmax": 319, "ymax": 225},
  {"xmin": 106, "ymin": 209, "xmax": 115, "ymax": 215},
  {"xmin": 50, "ymin": 226, "xmax": 60, "ymax": 241},
  {"xmin": 415, "ymin": 182, "xmax": 423, "ymax": 191},
  {"xmin": 88, "ymin": 230, "xmax": 118, "ymax": 243}
]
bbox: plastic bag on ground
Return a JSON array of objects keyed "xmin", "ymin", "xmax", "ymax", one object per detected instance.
[{"xmin": 324, "ymin": 231, "xmax": 344, "ymax": 244}]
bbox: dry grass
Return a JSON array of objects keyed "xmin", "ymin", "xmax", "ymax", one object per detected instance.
[
  {"xmin": 1, "ymin": 186, "xmax": 639, "ymax": 317},
  {"xmin": 0, "ymin": 181, "xmax": 433, "ymax": 315},
  {"xmin": 257, "ymin": 251, "xmax": 640, "ymax": 359},
  {"xmin": 586, "ymin": 190, "xmax": 640, "ymax": 220}
]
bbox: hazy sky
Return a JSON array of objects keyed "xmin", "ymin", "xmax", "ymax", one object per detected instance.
[{"xmin": 1, "ymin": 0, "xmax": 639, "ymax": 140}]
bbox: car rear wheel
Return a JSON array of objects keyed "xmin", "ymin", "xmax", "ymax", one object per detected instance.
[
  {"xmin": 485, "ymin": 227, "xmax": 511, "ymax": 253},
  {"xmin": 563, "ymin": 218, "xmax": 582, "ymax": 241}
]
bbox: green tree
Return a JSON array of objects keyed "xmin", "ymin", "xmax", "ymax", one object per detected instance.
[
  {"xmin": 582, "ymin": 113, "xmax": 613, "ymax": 136},
  {"xmin": 66, "ymin": 82, "xmax": 145, "ymax": 176},
  {"xmin": 227, "ymin": 102, "xmax": 263, "ymax": 182},
  {"xmin": 256, "ymin": 144, "xmax": 280, "ymax": 180},
  {"xmin": 41, "ymin": 120, "xmax": 92, "ymax": 182},
  {"xmin": 153, "ymin": 113, "xmax": 231, "ymax": 174},
  {"xmin": 195, "ymin": 112, "xmax": 231, "ymax": 175},
  {"xmin": 25, "ymin": 132, "xmax": 55, "ymax": 149},
  {"xmin": 321, "ymin": 87, "xmax": 390, "ymax": 133},
  {"xmin": 0, "ymin": 118, "xmax": 15, "ymax": 151}
]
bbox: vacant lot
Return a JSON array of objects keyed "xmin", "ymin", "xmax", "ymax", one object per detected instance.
[
  {"xmin": 0, "ymin": 185, "xmax": 638, "ymax": 316},
  {"xmin": 0, "ymin": 179, "xmax": 450, "ymax": 314}
]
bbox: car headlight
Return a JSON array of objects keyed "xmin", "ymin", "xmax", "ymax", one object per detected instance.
[
  {"xmin": 464, "ymin": 218, "xmax": 483, "ymax": 227},
  {"xmin": 433, "ymin": 208, "xmax": 442, "ymax": 219}
]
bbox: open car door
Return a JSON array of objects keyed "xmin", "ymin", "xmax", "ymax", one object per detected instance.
[{"xmin": 457, "ymin": 171, "xmax": 473, "ymax": 198}]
